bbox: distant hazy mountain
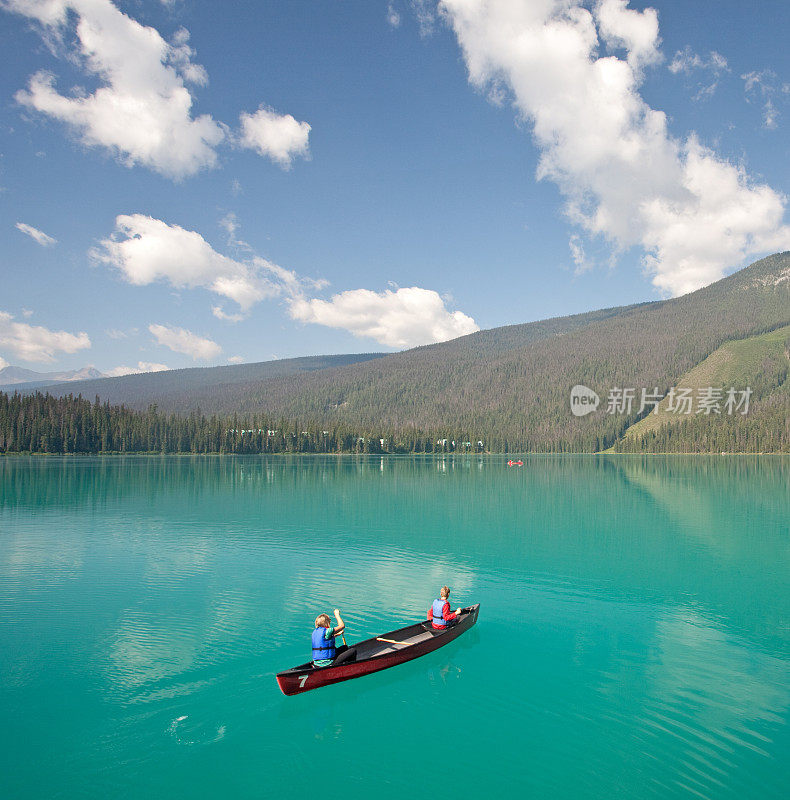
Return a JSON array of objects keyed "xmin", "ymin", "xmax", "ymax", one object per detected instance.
[{"xmin": 0, "ymin": 365, "xmax": 105, "ymax": 391}]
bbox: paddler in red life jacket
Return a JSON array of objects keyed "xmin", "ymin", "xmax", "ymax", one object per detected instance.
[
  {"xmin": 312, "ymin": 609, "xmax": 356, "ymax": 667},
  {"xmin": 427, "ymin": 586, "xmax": 462, "ymax": 630}
]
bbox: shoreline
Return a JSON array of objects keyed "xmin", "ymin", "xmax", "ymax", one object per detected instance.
[{"xmin": 2, "ymin": 451, "xmax": 788, "ymax": 458}]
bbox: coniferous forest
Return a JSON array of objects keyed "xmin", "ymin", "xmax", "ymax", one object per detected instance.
[
  {"xmin": 0, "ymin": 392, "xmax": 462, "ymax": 455},
  {"xmin": 2, "ymin": 387, "xmax": 787, "ymax": 455}
]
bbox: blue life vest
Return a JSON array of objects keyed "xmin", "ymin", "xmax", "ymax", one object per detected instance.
[
  {"xmin": 312, "ymin": 626, "xmax": 336, "ymax": 661},
  {"xmin": 431, "ymin": 598, "xmax": 448, "ymax": 627}
]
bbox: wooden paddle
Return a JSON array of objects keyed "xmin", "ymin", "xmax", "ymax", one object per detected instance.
[{"xmin": 334, "ymin": 608, "xmax": 347, "ymax": 647}]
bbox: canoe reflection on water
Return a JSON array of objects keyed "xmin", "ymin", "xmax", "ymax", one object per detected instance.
[{"xmin": 276, "ymin": 604, "xmax": 480, "ymax": 695}]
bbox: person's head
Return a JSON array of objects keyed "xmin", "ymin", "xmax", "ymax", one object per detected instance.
[
  {"xmin": 315, "ymin": 613, "xmax": 331, "ymax": 628},
  {"xmin": 440, "ymin": 585, "xmax": 450, "ymax": 599}
]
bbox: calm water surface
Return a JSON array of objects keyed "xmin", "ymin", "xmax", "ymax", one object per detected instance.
[{"xmin": 1, "ymin": 455, "xmax": 788, "ymax": 799}]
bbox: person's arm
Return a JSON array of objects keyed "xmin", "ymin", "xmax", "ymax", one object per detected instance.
[
  {"xmin": 331, "ymin": 608, "xmax": 345, "ymax": 637},
  {"xmin": 427, "ymin": 605, "xmax": 433, "ymax": 621},
  {"xmin": 442, "ymin": 601, "xmax": 461, "ymax": 621}
]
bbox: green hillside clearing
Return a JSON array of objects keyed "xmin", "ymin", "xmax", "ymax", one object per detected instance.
[{"xmin": 613, "ymin": 324, "xmax": 790, "ymax": 452}]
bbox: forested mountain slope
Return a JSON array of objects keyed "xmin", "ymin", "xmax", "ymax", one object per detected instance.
[
  {"xmin": 40, "ymin": 353, "xmax": 386, "ymax": 409},
  {"xmin": 44, "ymin": 302, "xmax": 642, "ymax": 413},
  {"xmin": 148, "ymin": 252, "xmax": 788, "ymax": 451},
  {"xmin": 40, "ymin": 252, "xmax": 790, "ymax": 452}
]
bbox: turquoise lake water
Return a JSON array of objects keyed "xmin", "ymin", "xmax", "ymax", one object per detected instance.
[{"xmin": 1, "ymin": 455, "xmax": 788, "ymax": 799}]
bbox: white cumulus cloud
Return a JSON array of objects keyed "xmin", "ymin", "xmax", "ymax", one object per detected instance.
[
  {"xmin": 595, "ymin": 0, "xmax": 660, "ymax": 69},
  {"xmin": 387, "ymin": 3, "xmax": 401, "ymax": 29},
  {"xmin": 569, "ymin": 234, "xmax": 591, "ymax": 275},
  {"xmin": 4, "ymin": 0, "xmax": 312, "ymax": 178},
  {"xmin": 15, "ymin": 221, "xmax": 57, "ymax": 247},
  {"xmin": 212, "ymin": 306, "xmax": 246, "ymax": 323},
  {"xmin": 148, "ymin": 323, "xmax": 221, "ymax": 361},
  {"xmin": 93, "ymin": 214, "xmax": 290, "ymax": 311},
  {"xmin": 106, "ymin": 327, "xmax": 138, "ymax": 339},
  {"xmin": 669, "ymin": 47, "xmax": 728, "ymax": 76},
  {"xmin": 439, "ymin": 0, "xmax": 790, "ymax": 296},
  {"xmin": 105, "ymin": 361, "xmax": 169, "ymax": 377},
  {"xmin": 238, "ymin": 106, "xmax": 311, "ymax": 169},
  {"xmin": 96, "ymin": 214, "xmax": 478, "ymax": 349},
  {"xmin": 669, "ymin": 46, "xmax": 729, "ymax": 100},
  {"xmin": 742, "ymin": 69, "xmax": 786, "ymax": 130},
  {"xmin": 0, "ymin": 310, "xmax": 91, "ymax": 363},
  {"xmin": 288, "ymin": 287, "xmax": 479, "ymax": 349},
  {"xmin": 5, "ymin": 0, "xmax": 224, "ymax": 179}
]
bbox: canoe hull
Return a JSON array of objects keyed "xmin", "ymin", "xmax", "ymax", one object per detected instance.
[{"xmin": 276, "ymin": 604, "xmax": 479, "ymax": 696}]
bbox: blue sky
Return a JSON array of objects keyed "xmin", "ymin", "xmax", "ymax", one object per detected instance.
[{"xmin": 1, "ymin": 0, "xmax": 788, "ymax": 375}]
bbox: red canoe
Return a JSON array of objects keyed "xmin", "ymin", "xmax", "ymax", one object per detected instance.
[{"xmin": 276, "ymin": 604, "xmax": 480, "ymax": 695}]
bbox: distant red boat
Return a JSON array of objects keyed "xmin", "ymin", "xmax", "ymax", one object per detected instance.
[
  {"xmin": 507, "ymin": 460, "xmax": 523, "ymax": 466},
  {"xmin": 276, "ymin": 604, "xmax": 480, "ymax": 695}
]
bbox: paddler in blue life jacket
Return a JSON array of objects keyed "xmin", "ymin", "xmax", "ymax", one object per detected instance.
[
  {"xmin": 428, "ymin": 586, "xmax": 462, "ymax": 630},
  {"xmin": 312, "ymin": 609, "xmax": 356, "ymax": 667}
]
